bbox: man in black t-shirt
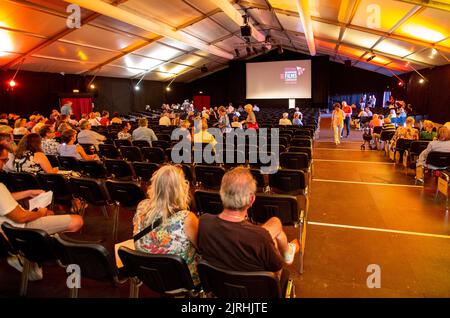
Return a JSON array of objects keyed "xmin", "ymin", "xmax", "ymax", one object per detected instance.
[{"xmin": 198, "ymin": 167, "xmax": 299, "ymax": 282}]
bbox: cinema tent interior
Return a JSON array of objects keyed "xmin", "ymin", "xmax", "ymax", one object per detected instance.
[{"xmin": 0, "ymin": 0, "xmax": 449, "ymax": 302}]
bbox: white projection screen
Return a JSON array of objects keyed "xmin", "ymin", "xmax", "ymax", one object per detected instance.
[{"xmin": 246, "ymin": 60, "xmax": 312, "ymax": 99}]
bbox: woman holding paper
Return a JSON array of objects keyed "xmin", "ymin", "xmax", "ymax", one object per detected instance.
[{"xmin": 13, "ymin": 133, "xmax": 58, "ymax": 174}]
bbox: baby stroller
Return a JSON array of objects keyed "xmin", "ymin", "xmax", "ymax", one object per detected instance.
[{"xmin": 361, "ymin": 123, "xmax": 374, "ymax": 150}]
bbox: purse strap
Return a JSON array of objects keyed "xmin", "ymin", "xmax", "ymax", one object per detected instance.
[{"xmin": 133, "ymin": 218, "xmax": 162, "ymax": 242}]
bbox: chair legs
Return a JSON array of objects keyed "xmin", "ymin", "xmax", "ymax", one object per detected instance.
[
  {"xmin": 129, "ymin": 277, "xmax": 141, "ymax": 298},
  {"xmin": 19, "ymin": 258, "xmax": 31, "ymax": 297},
  {"xmin": 112, "ymin": 204, "xmax": 120, "ymax": 243},
  {"xmin": 69, "ymin": 287, "xmax": 79, "ymax": 298}
]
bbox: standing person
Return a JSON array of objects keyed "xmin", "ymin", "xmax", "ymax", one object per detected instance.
[
  {"xmin": 242, "ymin": 104, "xmax": 258, "ymax": 130},
  {"xmin": 331, "ymin": 103, "xmax": 344, "ymax": 145},
  {"xmin": 217, "ymin": 106, "xmax": 231, "ymax": 133},
  {"xmin": 342, "ymin": 101, "xmax": 353, "ymax": 138},
  {"xmin": 60, "ymin": 101, "xmax": 73, "ymax": 116},
  {"xmin": 197, "ymin": 167, "xmax": 299, "ymax": 291}
]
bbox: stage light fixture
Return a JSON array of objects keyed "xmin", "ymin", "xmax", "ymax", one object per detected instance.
[
  {"xmin": 90, "ymin": 84, "xmax": 96, "ymax": 89},
  {"xmin": 135, "ymin": 85, "xmax": 140, "ymax": 91},
  {"xmin": 431, "ymin": 48, "xmax": 437, "ymax": 55},
  {"xmin": 419, "ymin": 78, "xmax": 425, "ymax": 84},
  {"xmin": 73, "ymin": 89, "xmax": 79, "ymax": 93},
  {"xmin": 366, "ymin": 54, "xmax": 376, "ymax": 62},
  {"xmin": 166, "ymin": 86, "xmax": 171, "ymax": 91},
  {"xmin": 398, "ymin": 81, "xmax": 404, "ymax": 87},
  {"xmin": 9, "ymin": 80, "xmax": 16, "ymax": 87}
]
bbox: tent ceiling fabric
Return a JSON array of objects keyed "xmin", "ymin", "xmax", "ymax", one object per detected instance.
[{"xmin": 1, "ymin": 0, "xmax": 448, "ymax": 82}]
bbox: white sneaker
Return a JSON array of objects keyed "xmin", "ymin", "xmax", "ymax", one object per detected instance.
[
  {"xmin": 7, "ymin": 255, "xmax": 23, "ymax": 272},
  {"xmin": 7, "ymin": 255, "xmax": 43, "ymax": 281}
]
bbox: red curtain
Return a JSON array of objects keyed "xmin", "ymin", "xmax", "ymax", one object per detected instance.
[
  {"xmin": 193, "ymin": 95, "xmax": 211, "ymax": 111},
  {"xmin": 60, "ymin": 98, "xmax": 93, "ymax": 120}
]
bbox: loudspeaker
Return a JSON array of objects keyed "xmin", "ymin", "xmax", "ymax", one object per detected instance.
[
  {"xmin": 240, "ymin": 25, "xmax": 251, "ymax": 37},
  {"xmin": 344, "ymin": 60, "xmax": 352, "ymax": 67}
]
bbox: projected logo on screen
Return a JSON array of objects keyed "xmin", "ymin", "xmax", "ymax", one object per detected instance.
[{"xmin": 280, "ymin": 67, "xmax": 306, "ymax": 84}]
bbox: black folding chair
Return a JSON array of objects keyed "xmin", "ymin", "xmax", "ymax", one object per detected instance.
[
  {"xmin": 79, "ymin": 143, "xmax": 96, "ymax": 155},
  {"xmin": 287, "ymin": 146, "xmax": 312, "ymax": 159},
  {"xmin": 194, "ymin": 190, "xmax": 223, "ymax": 215},
  {"xmin": 1, "ymin": 223, "xmax": 58, "ymax": 296},
  {"xmin": 46, "ymin": 155, "xmax": 60, "ymax": 168},
  {"xmin": 250, "ymin": 168, "xmax": 268, "ymax": 190},
  {"xmin": 118, "ymin": 247, "xmax": 197, "ymax": 298},
  {"xmin": 7, "ymin": 172, "xmax": 41, "ymax": 192},
  {"xmin": 249, "ymin": 193, "xmax": 307, "ymax": 273},
  {"xmin": 141, "ymin": 147, "xmax": 165, "ymax": 164},
  {"xmin": 132, "ymin": 140, "xmax": 151, "ymax": 148},
  {"xmin": 37, "ymin": 173, "xmax": 73, "ymax": 210},
  {"xmin": 52, "ymin": 235, "xmax": 127, "ymax": 298},
  {"xmin": 120, "ymin": 146, "xmax": 143, "ymax": 162},
  {"xmin": 78, "ymin": 160, "xmax": 108, "ymax": 178},
  {"xmin": 198, "ymin": 259, "xmax": 292, "ymax": 298},
  {"xmin": 114, "ymin": 139, "xmax": 132, "ymax": 147},
  {"xmin": 104, "ymin": 159, "xmax": 134, "ymax": 180},
  {"xmin": 194, "ymin": 165, "xmax": 225, "ymax": 189},
  {"xmin": 58, "ymin": 156, "xmax": 81, "ymax": 171},
  {"xmin": 132, "ymin": 162, "xmax": 159, "ymax": 182},
  {"xmin": 105, "ymin": 180, "xmax": 146, "ymax": 242},
  {"xmin": 152, "ymin": 140, "xmax": 170, "ymax": 150},
  {"xmin": 99, "ymin": 144, "xmax": 121, "ymax": 159},
  {"xmin": 69, "ymin": 177, "xmax": 110, "ymax": 218},
  {"xmin": 289, "ymin": 138, "xmax": 312, "ymax": 148}
]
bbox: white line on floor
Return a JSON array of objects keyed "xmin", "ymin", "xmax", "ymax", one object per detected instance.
[
  {"xmin": 313, "ymin": 178, "xmax": 422, "ymax": 188},
  {"xmin": 309, "ymin": 221, "xmax": 450, "ymax": 239},
  {"xmin": 314, "ymin": 159, "xmax": 394, "ymax": 165}
]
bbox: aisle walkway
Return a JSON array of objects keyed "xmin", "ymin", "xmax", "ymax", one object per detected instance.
[{"xmin": 293, "ymin": 116, "xmax": 450, "ymax": 297}]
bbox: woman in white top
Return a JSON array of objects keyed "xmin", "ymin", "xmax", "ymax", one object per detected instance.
[
  {"xmin": 13, "ymin": 118, "xmax": 29, "ymax": 136},
  {"xmin": 58, "ymin": 129, "xmax": 97, "ymax": 161},
  {"xmin": 279, "ymin": 113, "xmax": 292, "ymax": 126},
  {"xmin": 331, "ymin": 103, "xmax": 345, "ymax": 145}
]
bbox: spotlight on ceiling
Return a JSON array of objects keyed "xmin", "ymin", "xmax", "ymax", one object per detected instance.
[
  {"xmin": 166, "ymin": 86, "xmax": 171, "ymax": 91},
  {"xmin": 73, "ymin": 89, "xmax": 79, "ymax": 93},
  {"xmin": 419, "ymin": 78, "xmax": 425, "ymax": 84},
  {"xmin": 431, "ymin": 48, "xmax": 437, "ymax": 55},
  {"xmin": 234, "ymin": 48, "xmax": 240, "ymax": 58},
  {"xmin": 398, "ymin": 81, "xmax": 404, "ymax": 87},
  {"xmin": 366, "ymin": 54, "xmax": 376, "ymax": 62},
  {"xmin": 9, "ymin": 80, "xmax": 16, "ymax": 87},
  {"xmin": 90, "ymin": 84, "xmax": 96, "ymax": 89},
  {"xmin": 277, "ymin": 45, "xmax": 284, "ymax": 54},
  {"xmin": 135, "ymin": 85, "xmax": 140, "ymax": 91}
]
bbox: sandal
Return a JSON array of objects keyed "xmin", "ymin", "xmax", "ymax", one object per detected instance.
[{"xmin": 284, "ymin": 240, "xmax": 300, "ymax": 265}]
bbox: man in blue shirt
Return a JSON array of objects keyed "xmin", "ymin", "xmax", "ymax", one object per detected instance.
[{"xmin": 60, "ymin": 101, "xmax": 73, "ymax": 116}]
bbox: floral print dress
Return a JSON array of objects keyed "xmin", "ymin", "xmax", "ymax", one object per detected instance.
[{"xmin": 133, "ymin": 200, "xmax": 200, "ymax": 285}]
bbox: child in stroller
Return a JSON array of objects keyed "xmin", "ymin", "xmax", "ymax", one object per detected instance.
[{"xmin": 361, "ymin": 122, "xmax": 374, "ymax": 150}]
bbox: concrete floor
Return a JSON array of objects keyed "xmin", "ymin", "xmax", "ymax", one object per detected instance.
[
  {"xmin": 290, "ymin": 117, "xmax": 450, "ymax": 297},
  {"xmin": 0, "ymin": 116, "xmax": 449, "ymax": 297}
]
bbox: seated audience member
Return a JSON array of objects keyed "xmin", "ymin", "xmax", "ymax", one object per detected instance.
[
  {"xmin": 117, "ymin": 122, "xmax": 132, "ymax": 141},
  {"xmin": 86, "ymin": 112, "xmax": 99, "ymax": 127},
  {"xmin": 292, "ymin": 113, "xmax": 303, "ymax": 126},
  {"xmin": 58, "ymin": 129, "xmax": 97, "ymax": 161},
  {"xmin": 0, "ymin": 132, "xmax": 16, "ymax": 172},
  {"xmin": 111, "ymin": 112, "xmax": 122, "ymax": 125},
  {"xmin": 77, "ymin": 120, "xmax": 106, "ymax": 149},
  {"xmin": 388, "ymin": 109, "xmax": 397, "ymax": 119},
  {"xmin": 443, "ymin": 122, "xmax": 450, "ymax": 129},
  {"xmin": 172, "ymin": 113, "xmax": 181, "ymax": 127},
  {"xmin": 159, "ymin": 112, "xmax": 171, "ymax": 126},
  {"xmin": 132, "ymin": 118, "xmax": 158, "ymax": 146},
  {"xmin": 134, "ymin": 165, "xmax": 200, "ymax": 284},
  {"xmin": 39, "ymin": 125, "xmax": 60, "ymax": 155},
  {"xmin": 99, "ymin": 111, "xmax": 110, "ymax": 127},
  {"xmin": 253, "ymin": 104, "xmax": 260, "ymax": 112},
  {"xmin": 56, "ymin": 122, "xmax": 71, "ymax": 137},
  {"xmin": 420, "ymin": 120, "xmax": 437, "ymax": 141},
  {"xmin": 279, "ymin": 113, "xmax": 292, "ymax": 126},
  {"xmin": 193, "ymin": 119, "xmax": 217, "ymax": 146},
  {"xmin": 178, "ymin": 120, "xmax": 192, "ymax": 142},
  {"xmin": 365, "ymin": 106, "xmax": 373, "ymax": 117},
  {"xmin": 26, "ymin": 115, "xmax": 38, "ymax": 131},
  {"xmin": 231, "ymin": 116, "xmax": 242, "ymax": 129},
  {"xmin": 201, "ymin": 107, "xmax": 210, "ymax": 120},
  {"xmin": 369, "ymin": 114, "xmax": 383, "ymax": 129},
  {"xmin": 13, "ymin": 118, "xmax": 29, "ymax": 136},
  {"xmin": 390, "ymin": 116, "xmax": 418, "ymax": 149},
  {"xmin": 198, "ymin": 167, "xmax": 300, "ymax": 290},
  {"xmin": 0, "ymin": 143, "xmax": 83, "ymax": 281},
  {"xmin": 415, "ymin": 127, "xmax": 450, "ymax": 182},
  {"xmin": 31, "ymin": 116, "xmax": 47, "ymax": 134},
  {"xmin": 381, "ymin": 117, "xmax": 396, "ymax": 133},
  {"xmin": 13, "ymin": 133, "xmax": 58, "ymax": 174},
  {"xmin": 0, "ymin": 113, "xmax": 8, "ymax": 124}
]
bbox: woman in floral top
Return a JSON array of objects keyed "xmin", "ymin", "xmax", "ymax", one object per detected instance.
[
  {"xmin": 117, "ymin": 122, "xmax": 132, "ymax": 141},
  {"xmin": 133, "ymin": 165, "xmax": 200, "ymax": 285}
]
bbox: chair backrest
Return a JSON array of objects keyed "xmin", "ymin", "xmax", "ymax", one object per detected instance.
[
  {"xmin": 152, "ymin": 140, "xmax": 170, "ymax": 150},
  {"xmin": 380, "ymin": 130, "xmax": 395, "ymax": 141},
  {"xmin": 194, "ymin": 165, "xmax": 225, "ymax": 189},
  {"xmin": 373, "ymin": 126, "xmax": 382, "ymax": 135},
  {"xmin": 78, "ymin": 160, "xmax": 108, "ymax": 178},
  {"xmin": 53, "ymin": 235, "xmax": 118, "ymax": 283},
  {"xmin": 69, "ymin": 177, "xmax": 110, "ymax": 205},
  {"xmin": 99, "ymin": 144, "xmax": 121, "ymax": 159},
  {"xmin": 194, "ymin": 190, "xmax": 223, "ymax": 215},
  {"xmin": 409, "ymin": 140, "xmax": 430, "ymax": 155},
  {"xmin": 287, "ymin": 146, "xmax": 311, "ymax": 159},
  {"xmin": 58, "ymin": 156, "xmax": 81, "ymax": 171},
  {"xmin": 46, "ymin": 155, "xmax": 60, "ymax": 168},
  {"xmin": 141, "ymin": 147, "xmax": 165, "ymax": 164},
  {"xmin": 132, "ymin": 140, "xmax": 150, "ymax": 148},
  {"xmin": 7, "ymin": 172, "xmax": 41, "ymax": 192},
  {"xmin": 1, "ymin": 223, "xmax": 57, "ymax": 264},
  {"xmin": 105, "ymin": 180, "xmax": 146, "ymax": 208},
  {"xmin": 394, "ymin": 138, "xmax": 413, "ymax": 151},
  {"xmin": 37, "ymin": 173, "xmax": 73, "ymax": 201},
  {"xmin": 197, "ymin": 259, "xmax": 281, "ymax": 298},
  {"xmin": 79, "ymin": 143, "xmax": 96, "ymax": 155},
  {"xmin": 289, "ymin": 138, "xmax": 312, "ymax": 148},
  {"xmin": 269, "ymin": 169, "xmax": 307, "ymax": 194},
  {"xmin": 104, "ymin": 159, "xmax": 134, "ymax": 180},
  {"xmin": 280, "ymin": 152, "xmax": 310, "ymax": 170},
  {"xmin": 120, "ymin": 146, "xmax": 143, "ymax": 162},
  {"xmin": 118, "ymin": 247, "xmax": 195, "ymax": 295},
  {"xmin": 426, "ymin": 152, "xmax": 450, "ymax": 169},
  {"xmin": 132, "ymin": 162, "xmax": 159, "ymax": 182},
  {"xmin": 250, "ymin": 168, "xmax": 267, "ymax": 188},
  {"xmin": 249, "ymin": 193, "xmax": 299, "ymax": 225},
  {"xmin": 114, "ymin": 139, "xmax": 132, "ymax": 147}
]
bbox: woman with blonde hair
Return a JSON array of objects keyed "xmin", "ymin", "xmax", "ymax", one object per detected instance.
[
  {"xmin": 13, "ymin": 118, "xmax": 29, "ymax": 136},
  {"xmin": 242, "ymin": 104, "xmax": 258, "ymax": 129},
  {"xmin": 133, "ymin": 165, "xmax": 200, "ymax": 284},
  {"xmin": 419, "ymin": 120, "xmax": 436, "ymax": 140}
]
